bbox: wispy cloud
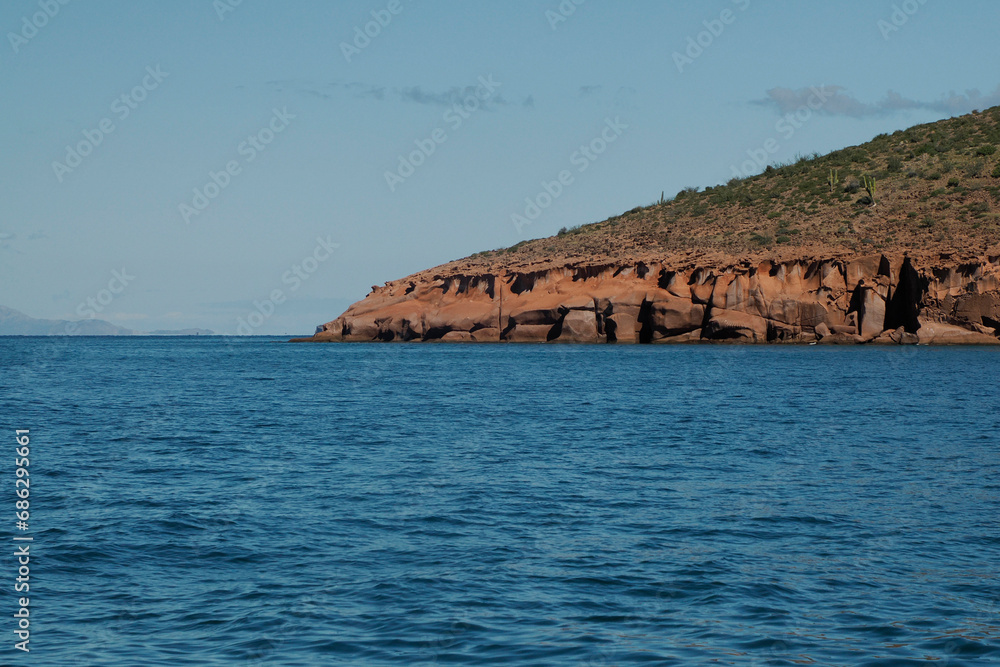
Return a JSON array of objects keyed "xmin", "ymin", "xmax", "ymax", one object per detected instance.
[
  {"xmin": 0, "ymin": 231, "xmax": 20, "ymax": 253},
  {"xmin": 754, "ymin": 85, "xmax": 1000, "ymax": 118},
  {"xmin": 266, "ymin": 79, "xmax": 522, "ymax": 109}
]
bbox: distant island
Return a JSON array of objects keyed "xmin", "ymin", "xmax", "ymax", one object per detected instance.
[
  {"xmin": 296, "ymin": 108, "xmax": 1000, "ymax": 345},
  {"xmin": 0, "ymin": 305, "xmax": 213, "ymax": 336}
]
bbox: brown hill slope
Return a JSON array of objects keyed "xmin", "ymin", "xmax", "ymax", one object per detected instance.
[{"xmin": 300, "ymin": 108, "xmax": 1000, "ymax": 345}]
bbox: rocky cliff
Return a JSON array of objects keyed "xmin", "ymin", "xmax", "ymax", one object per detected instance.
[
  {"xmin": 304, "ymin": 250, "xmax": 1000, "ymax": 345},
  {"xmin": 298, "ymin": 107, "xmax": 1000, "ymax": 345}
]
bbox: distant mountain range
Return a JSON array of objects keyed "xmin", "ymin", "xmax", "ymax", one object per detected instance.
[{"xmin": 0, "ymin": 305, "xmax": 213, "ymax": 336}]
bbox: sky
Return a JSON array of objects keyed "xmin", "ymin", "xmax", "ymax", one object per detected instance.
[{"xmin": 2, "ymin": 0, "xmax": 1000, "ymax": 335}]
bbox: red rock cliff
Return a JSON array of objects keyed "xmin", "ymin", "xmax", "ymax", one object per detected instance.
[
  {"xmin": 300, "ymin": 108, "xmax": 1000, "ymax": 344},
  {"xmin": 305, "ymin": 251, "xmax": 1000, "ymax": 345}
]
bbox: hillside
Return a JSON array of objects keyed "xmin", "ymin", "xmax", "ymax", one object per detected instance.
[
  {"xmin": 0, "ymin": 306, "xmax": 215, "ymax": 336},
  {"xmin": 449, "ymin": 106, "xmax": 1000, "ymax": 272},
  {"xmin": 301, "ymin": 108, "xmax": 1000, "ymax": 345},
  {"xmin": 0, "ymin": 305, "xmax": 135, "ymax": 336}
]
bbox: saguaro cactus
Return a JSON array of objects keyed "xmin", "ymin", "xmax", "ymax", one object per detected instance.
[
  {"xmin": 828, "ymin": 168, "xmax": 839, "ymax": 191},
  {"xmin": 863, "ymin": 175, "xmax": 877, "ymax": 206}
]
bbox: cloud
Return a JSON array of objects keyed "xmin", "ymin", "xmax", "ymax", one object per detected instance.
[
  {"xmin": 267, "ymin": 79, "xmax": 511, "ymax": 109},
  {"xmin": 754, "ymin": 84, "xmax": 1000, "ymax": 118},
  {"xmin": 579, "ymin": 85, "xmax": 602, "ymax": 97}
]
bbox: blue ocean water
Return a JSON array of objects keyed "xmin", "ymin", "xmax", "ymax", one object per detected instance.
[{"xmin": 2, "ymin": 337, "xmax": 999, "ymax": 666}]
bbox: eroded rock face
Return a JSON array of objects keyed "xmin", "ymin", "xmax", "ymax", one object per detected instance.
[{"xmin": 305, "ymin": 253, "xmax": 1000, "ymax": 345}]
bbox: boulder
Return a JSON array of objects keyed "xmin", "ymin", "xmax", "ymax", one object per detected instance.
[
  {"xmin": 557, "ymin": 310, "xmax": 601, "ymax": 342},
  {"xmin": 916, "ymin": 318, "xmax": 1000, "ymax": 345},
  {"xmin": 603, "ymin": 302, "xmax": 641, "ymax": 343},
  {"xmin": 343, "ymin": 316, "xmax": 380, "ymax": 341},
  {"xmin": 647, "ymin": 299, "xmax": 705, "ymax": 339},
  {"xmin": 856, "ymin": 286, "xmax": 887, "ymax": 339},
  {"xmin": 817, "ymin": 332, "xmax": 864, "ymax": 345},
  {"xmin": 505, "ymin": 324, "xmax": 553, "ymax": 343},
  {"xmin": 830, "ymin": 324, "xmax": 858, "ymax": 335},
  {"xmin": 703, "ymin": 309, "xmax": 768, "ymax": 341},
  {"xmin": 470, "ymin": 328, "xmax": 500, "ymax": 342}
]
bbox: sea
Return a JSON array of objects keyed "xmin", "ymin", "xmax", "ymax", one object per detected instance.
[{"xmin": 2, "ymin": 337, "xmax": 999, "ymax": 665}]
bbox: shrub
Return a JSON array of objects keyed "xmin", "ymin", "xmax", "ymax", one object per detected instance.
[
  {"xmin": 907, "ymin": 211, "xmax": 918, "ymax": 218},
  {"xmin": 965, "ymin": 160, "xmax": 984, "ymax": 178},
  {"xmin": 776, "ymin": 235, "xmax": 791, "ymax": 244},
  {"xmin": 887, "ymin": 157, "xmax": 903, "ymax": 172},
  {"xmin": 947, "ymin": 178, "xmax": 961, "ymax": 188},
  {"xmin": 967, "ymin": 202, "xmax": 990, "ymax": 216},
  {"xmin": 976, "ymin": 144, "xmax": 996, "ymax": 156},
  {"xmin": 849, "ymin": 148, "xmax": 869, "ymax": 163},
  {"xmin": 557, "ymin": 227, "xmax": 568, "ymax": 236},
  {"xmin": 992, "ymin": 164, "xmax": 1000, "ymax": 178},
  {"xmin": 919, "ymin": 216, "xmax": 935, "ymax": 228},
  {"xmin": 926, "ymin": 172, "xmax": 942, "ymax": 180}
]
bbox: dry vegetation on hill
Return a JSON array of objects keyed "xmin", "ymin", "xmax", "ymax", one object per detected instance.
[{"xmin": 460, "ymin": 107, "xmax": 1000, "ymax": 270}]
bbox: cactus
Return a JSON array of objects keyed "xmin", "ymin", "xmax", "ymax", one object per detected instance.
[
  {"xmin": 828, "ymin": 168, "xmax": 839, "ymax": 191},
  {"xmin": 659, "ymin": 190, "xmax": 666, "ymax": 205},
  {"xmin": 863, "ymin": 175, "xmax": 877, "ymax": 205}
]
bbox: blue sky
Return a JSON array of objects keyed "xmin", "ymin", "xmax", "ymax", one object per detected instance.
[{"xmin": 2, "ymin": 0, "xmax": 999, "ymax": 334}]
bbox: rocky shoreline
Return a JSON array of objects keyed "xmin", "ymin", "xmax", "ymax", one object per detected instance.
[{"xmin": 293, "ymin": 252, "xmax": 1000, "ymax": 345}]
